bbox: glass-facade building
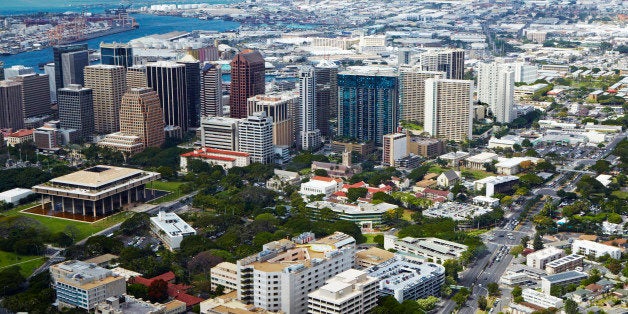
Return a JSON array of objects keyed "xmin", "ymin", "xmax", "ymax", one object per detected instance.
[
  {"xmin": 100, "ymin": 43, "xmax": 133, "ymax": 68},
  {"xmin": 337, "ymin": 71, "xmax": 398, "ymax": 146}
]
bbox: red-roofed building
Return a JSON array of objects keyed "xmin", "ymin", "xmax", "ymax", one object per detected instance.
[
  {"xmin": 6, "ymin": 129, "xmax": 34, "ymax": 147},
  {"xmin": 129, "ymin": 272, "xmax": 203, "ymax": 308},
  {"xmin": 180, "ymin": 147, "xmax": 250, "ymax": 172}
]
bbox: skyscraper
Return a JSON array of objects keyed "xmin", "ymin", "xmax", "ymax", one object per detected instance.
[
  {"xmin": 314, "ymin": 60, "xmax": 338, "ymax": 137},
  {"xmin": 298, "ymin": 66, "xmax": 321, "ymax": 150},
  {"xmin": 419, "ymin": 49, "xmax": 465, "ymax": 80},
  {"xmin": 146, "ymin": 61, "xmax": 188, "ymax": 134},
  {"xmin": 337, "ymin": 68, "xmax": 398, "ymax": 146},
  {"xmin": 247, "ymin": 91, "xmax": 298, "ymax": 147},
  {"xmin": 178, "ymin": 54, "xmax": 201, "ymax": 128},
  {"xmin": 0, "ymin": 61, "xmax": 4, "ymax": 81},
  {"xmin": 0, "ymin": 81, "xmax": 24, "ymax": 130},
  {"xmin": 44, "ymin": 63, "xmax": 57, "ymax": 103},
  {"xmin": 126, "ymin": 65, "xmax": 148, "ymax": 89},
  {"xmin": 10, "ymin": 73, "xmax": 51, "ymax": 118},
  {"xmin": 424, "ymin": 78, "xmax": 473, "ymax": 142},
  {"xmin": 100, "ymin": 43, "xmax": 133, "ymax": 68},
  {"xmin": 119, "ymin": 88, "xmax": 165, "ymax": 149},
  {"xmin": 399, "ymin": 69, "xmax": 445, "ymax": 123},
  {"xmin": 3, "ymin": 65, "xmax": 35, "ymax": 79},
  {"xmin": 84, "ymin": 65, "xmax": 127, "ymax": 134},
  {"xmin": 238, "ymin": 111, "xmax": 273, "ymax": 164},
  {"xmin": 53, "ymin": 44, "xmax": 88, "ymax": 89},
  {"xmin": 200, "ymin": 62, "xmax": 223, "ymax": 117},
  {"xmin": 229, "ymin": 50, "xmax": 265, "ymax": 119},
  {"xmin": 57, "ymin": 84, "xmax": 94, "ymax": 141},
  {"xmin": 477, "ymin": 62, "xmax": 515, "ymax": 123}
]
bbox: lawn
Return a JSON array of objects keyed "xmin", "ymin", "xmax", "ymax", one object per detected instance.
[
  {"xmin": 428, "ymin": 165, "xmax": 493, "ymax": 180},
  {"xmin": 363, "ymin": 233, "xmax": 383, "ymax": 244},
  {"xmin": 148, "ymin": 181, "xmax": 185, "ymax": 204},
  {"xmin": 612, "ymin": 190, "xmax": 628, "ymax": 200},
  {"xmin": 0, "ymin": 250, "xmax": 46, "ymax": 277},
  {"xmin": 3, "ymin": 202, "xmax": 134, "ymax": 241}
]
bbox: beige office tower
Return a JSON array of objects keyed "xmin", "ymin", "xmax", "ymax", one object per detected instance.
[
  {"xmin": 126, "ymin": 65, "xmax": 148, "ymax": 89},
  {"xmin": 419, "ymin": 48, "xmax": 465, "ymax": 80},
  {"xmin": 84, "ymin": 65, "xmax": 126, "ymax": 134},
  {"xmin": 119, "ymin": 88, "xmax": 165, "ymax": 148},
  {"xmin": 246, "ymin": 91, "xmax": 299, "ymax": 147},
  {"xmin": 399, "ymin": 69, "xmax": 444, "ymax": 123},
  {"xmin": 424, "ymin": 78, "xmax": 473, "ymax": 142}
]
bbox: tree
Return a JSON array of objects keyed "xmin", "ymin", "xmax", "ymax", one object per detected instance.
[
  {"xmin": 188, "ymin": 251, "xmax": 224, "ymax": 277},
  {"xmin": 147, "ymin": 279, "xmax": 169, "ymax": 302},
  {"xmin": 487, "ymin": 282, "xmax": 500, "ymax": 296},
  {"xmin": 416, "ymin": 296, "xmax": 439, "ymax": 311},
  {"xmin": 373, "ymin": 234, "xmax": 384, "ymax": 247},
  {"xmin": 127, "ymin": 283, "xmax": 149, "ymax": 300},
  {"xmin": 0, "ymin": 266, "xmax": 26, "ymax": 296},
  {"xmin": 533, "ymin": 233, "xmax": 544, "ymax": 250},
  {"xmin": 120, "ymin": 213, "xmax": 151, "ymax": 235},
  {"xmin": 478, "ymin": 295, "xmax": 488, "ymax": 311},
  {"xmin": 522, "ymin": 139, "xmax": 532, "ymax": 147},
  {"xmin": 510, "ymin": 245, "xmax": 524, "ymax": 257},
  {"xmin": 590, "ymin": 160, "xmax": 611, "ymax": 174},
  {"xmin": 313, "ymin": 169, "xmax": 328, "ymax": 177},
  {"xmin": 443, "ymin": 259, "xmax": 462, "ymax": 281},
  {"xmin": 512, "ymin": 285, "xmax": 523, "ymax": 298},
  {"xmin": 564, "ymin": 299, "xmax": 579, "ymax": 314},
  {"xmin": 346, "ymin": 187, "xmax": 368, "ymax": 202}
]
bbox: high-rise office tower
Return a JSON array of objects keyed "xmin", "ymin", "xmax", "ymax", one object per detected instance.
[
  {"xmin": 119, "ymin": 88, "xmax": 165, "ymax": 149},
  {"xmin": 247, "ymin": 91, "xmax": 298, "ymax": 147},
  {"xmin": 44, "ymin": 63, "xmax": 57, "ymax": 103},
  {"xmin": 298, "ymin": 66, "xmax": 321, "ymax": 150},
  {"xmin": 419, "ymin": 49, "xmax": 465, "ymax": 80},
  {"xmin": 399, "ymin": 69, "xmax": 445, "ymax": 123},
  {"xmin": 424, "ymin": 78, "xmax": 473, "ymax": 142},
  {"xmin": 200, "ymin": 116, "xmax": 240, "ymax": 151},
  {"xmin": 100, "ymin": 43, "xmax": 133, "ymax": 68},
  {"xmin": 178, "ymin": 54, "xmax": 201, "ymax": 128},
  {"xmin": 53, "ymin": 44, "xmax": 88, "ymax": 89},
  {"xmin": 0, "ymin": 81, "xmax": 25, "ymax": 130},
  {"xmin": 126, "ymin": 65, "xmax": 148, "ymax": 89},
  {"xmin": 200, "ymin": 62, "xmax": 223, "ymax": 117},
  {"xmin": 84, "ymin": 65, "xmax": 127, "ymax": 134},
  {"xmin": 337, "ymin": 68, "xmax": 398, "ymax": 146},
  {"xmin": 57, "ymin": 84, "xmax": 94, "ymax": 141},
  {"xmin": 146, "ymin": 61, "xmax": 188, "ymax": 133},
  {"xmin": 477, "ymin": 62, "xmax": 515, "ymax": 123},
  {"xmin": 10, "ymin": 74, "xmax": 52, "ymax": 118},
  {"xmin": 0, "ymin": 61, "xmax": 4, "ymax": 81},
  {"xmin": 3, "ymin": 65, "xmax": 35, "ymax": 79},
  {"xmin": 314, "ymin": 60, "xmax": 338, "ymax": 137},
  {"xmin": 62, "ymin": 51, "xmax": 89, "ymax": 87},
  {"xmin": 229, "ymin": 50, "xmax": 265, "ymax": 119},
  {"xmin": 238, "ymin": 111, "xmax": 273, "ymax": 164}
]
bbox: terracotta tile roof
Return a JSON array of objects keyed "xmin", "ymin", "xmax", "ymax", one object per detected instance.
[{"xmin": 8, "ymin": 129, "xmax": 34, "ymax": 137}]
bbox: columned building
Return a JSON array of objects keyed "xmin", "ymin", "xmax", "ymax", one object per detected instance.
[{"xmin": 32, "ymin": 166, "xmax": 160, "ymax": 218}]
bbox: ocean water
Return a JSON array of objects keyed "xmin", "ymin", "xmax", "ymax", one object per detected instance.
[{"xmin": 0, "ymin": 14, "xmax": 240, "ymax": 70}]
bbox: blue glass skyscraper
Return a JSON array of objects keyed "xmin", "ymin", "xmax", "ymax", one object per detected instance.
[
  {"xmin": 337, "ymin": 69, "xmax": 398, "ymax": 146},
  {"xmin": 100, "ymin": 43, "xmax": 133, "ymax": 68}
]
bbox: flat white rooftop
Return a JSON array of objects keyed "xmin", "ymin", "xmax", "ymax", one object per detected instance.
[{"xmin": 49, "ymin": 166, "xmax": 144, "ymax": 189}]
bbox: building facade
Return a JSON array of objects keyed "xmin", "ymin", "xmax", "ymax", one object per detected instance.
[
  {"xmin": 238, "ymin": 111, "xmax": 274, "ymax": 164},
  {"xmin": 180, "ymin": 147, "xmax": 251, "ymax": 171},
  {"xmin": 424, "ymin": 78, "xmax": 473, "ymax": 142},
  {"xmin": 150, "ymin": 211, "xmax": 196, "ymax": 251},
  {"xmin": 247, "ymin": 92, "xmax": 298, "ymax": 147},
  {"xmin": 146, "ymin": 61, "xmax": 188, "ymax": 134},
  {"xmin": 572, "ymin": 239, "xmax": 622, "ymax": 259},
  {"xmin": 545, "ymin": 254, "xmax": 584, "ymax": 275},
  {"xmin": 10, "ymin": 73, "xmax": 51, "ymax": 118},
  {"xmin": 200, "ymin": 116, "xmax": 241, "ymax": 151},
  {"xmin": 337, "ymin": 69, "xmax": 398, "ymax": 146},
  {"xmin": 57, "ymin": 84, "xmax": 94, "ymax": 142},
  {"xmin": 230, "ymin": 50, "xmax": 265, "ymax": 119},
  {"xmin": 476, "ymin": 62, "xmax": 515, "ymax": 123},
  {"xmin": 0, "ymin": 80, "xmax": 25, "ymax": 130},
  {"xmin": 526, "ymin": 247, "xmax": 565, "ymax": 270},
  {"xmin": 307, "ymin": 269, "xmax": 378, "ymax": 314},
  {"xmin": 200, "ymin": 62, "xmax": 223, "ymax": 117},
  {"xmin": 100, "ymin": 42, "xmax": 133, "ymax": 68},
  {"xmin": 119, "ymin": 88, "xmax": 165, "ymax": 149},
  {"xmin": 299, "ymin": 66, "xmax": 322, "ymax": 150},
  {"xmin": 84, "ymin": 65, "xmax": 127, "ymax": 134},
  {"xmin": 418, "ymin": 49, "xmax": 465, "ymax": 80},
  {"xmin": 178, "ymin": 54, "xmax": 201, "ymax": 128},
  {"xmin": 314, "ymin": 61, "xmax": 338, "ymax": 137},
  {"xmin": 383, "ymin": 235, "xmax": 468, "ymax": 263},
  {"xmin": 127, "ymin": 65, "xmax": 148, "ymax": 89},
  {"xmin": 399, "ymin": 69, "xmax": 444, "ymax": 123},
  {"xmin": 53, "ymin": 44, "xmax": 88, "ymax": 89},
  {"xmin": 382, "ymin": 133, "xmax": 408, "ymax": 166}
]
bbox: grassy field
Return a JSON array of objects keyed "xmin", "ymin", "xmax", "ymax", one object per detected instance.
[
  {"xmin": 363, "ymin": 233, "xmax": 383, "ymax": 244},
  {"xmin": 3, "ymin": 202, "xmax": 134, "ymax": 241},
  {"xmin": 612, "ymin": 190, "xmax": 628, "ymax": 200},
  {"xmin": 428, "ymin": 165, "xmax": 493, "ymax": 180},
  {"xmin": 148, "ymin": 181, "xmax": 185, "ymax": 204},
  {"xmin": 0, "ymin": 250, "xmax": 46, "ymax": 277}
]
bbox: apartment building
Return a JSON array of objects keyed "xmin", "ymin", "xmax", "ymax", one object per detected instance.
[
  {"xmin": 522, "ymin": 288, "xmax": 564, "ymax": 309},
  {"xmin": 307, "ymin": 269, "xmax": 378, "ymax": 314},
  {"xmin": 541, "ymin": 271, "xmax": 588, "ymax": 294},
  {"xmin": 572, "ymin": 239, "xmax": 622, "ymax": 259},
  {"xmin": 210, "ymin": 262, "xmax": 238, "ymax": 292},
  {"xmin": 238, "ymin": 111, "xmax": 274, "ymax": 164},
  {"xmin": 545, "ymin": 254, "xmax": 584, "ymax": 275},
  {"xmin": 383, "ymin": 235, "xmax": 468, "ymax": 263},
  {"xmin": 423, "ymin": 78, "xmax": 473, "ymax": 142},
  {"xmin": 84, "ymin": 64, "xmax": 126, "ymax": 134},
  {"xmin": 526, "ymin": 247, "xmax": 565, "ymax": 270}
]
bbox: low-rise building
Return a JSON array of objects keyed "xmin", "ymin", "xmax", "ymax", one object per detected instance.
[
  {"xmin": 366, "ymin": 255, "xmax": 445, "ymax": 302},
  {"xmin": 465, "ymin": 152, "xmax": 498, "ymax": 170},
  {"xmin": 383, "ymin": 235, "xmax": 468, "ymax": 263},
  {"xmin": 522, "ymin": 288, "xmax": 563, "ymax": 309},
  {"xmin": 437, "ymin": 151, "xmax": 469, "ymax": 167},
  {"xmin": 407, "ymin": 137, "xmax": 444, "ymax": 158},
  {"xmin": 50, "ymin": 260, "xmax": 126, "ymax": 311},
  {"xmin": 572, "ymin": 239, "xmax": 622, "ymax": 259},
  {"xmin": 307, "ymin": 200, "xmax": 397, "ymax": 227},
  {"xmin": 545, "ymin": 254, "xmax": 584, "ymax": 275},
  {"xmin": 0, "ymin": 187, "xmax": 34, "ymax": 205},
  {"xmin": 355, "ymin": 247, "xmax": 395, "ymax": 269},
  {"xmin": 210, "ymin": 262, "xmax": 238, "ymax": 293},
  {"xmin": 150, "ymin": 211, "xmax": 196, "ymax": 251},
  {"xmin": 180, "ymin": 147, "xmax": 250, "ymax": 172},
  {"xmin": 437, "ymin": 170, "xmax": 461, "ymax": 187},
  {"xmin": 98, "ymin": 132, "xmax": 145, "ymax": 155},
  {"xmin": 473, "ymin": 175, "xmax": 519, "ymax": 197},
  {"xmin": 266, "ymin": 169, "xmax": 301, "ymax": 192},
  {"xmin": 330, "ymin": 141, "xmax": 374, "ymax": 156},
  {"xmin": 5, "ymin": 129, "xmax": 34, "ymax": 146},
  {"xmin": 526, "ymin": 247, "xmax": 565, "ymax": 270},
  {"xmin": 200, "ymin": 291, "xmax": 280, "ymax": 314},
  {"xmin": 488, "ymin": 135, "xmax": 524, "ymax": 149},
  {"xmin": 299, "ymin": 176, "xmax": 343, "ymax": 197},
  {"xmin": 495, "ymin": 157, "xmax": 542, "ymax": 175},
  {"xmin": 422, "ymin": 202, "xmax": 493, "ymax": 222},
  {"xmin": 307, "ymin": 269, "xmax": 379, "ymax": 314},
  {"xmin": 541, "ymin": 271, "xmax": 588, "ymax": 294},
  {"xmin": 94, "ymin": 295, "xmax": 186, "ymax": 314}
]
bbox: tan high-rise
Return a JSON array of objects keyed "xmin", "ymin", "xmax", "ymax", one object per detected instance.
[
  {"xmin": 126, "ymin": 65, "xmax": 148, "ymax": 89},
  {"xmin": 399, "ymin": 69, "xmax": 444, "ymax": 123},
  {"xmin": 424, "ymin": 78, "xmax": 473, "ymax": 142},
  {"xmin": 120, "ymin": 88, "xmax": 165, "ymax": 148},
  {"xmin": 84, "ymin": 64, "xmax": 126, "ymax": 134}
]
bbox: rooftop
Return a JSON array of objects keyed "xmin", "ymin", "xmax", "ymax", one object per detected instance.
[
  {"xmin": 307, "ymin": 200, "xmax": 398, "ymax": 215},
  {"xmin": 366, "ymin": 255, "xmax": 445, "ymax": 292},
  {"xmin": 150, "ymin": 212, "xmax": 195, "ymax": 238},
  {"xmin": 542, "ymin": 270, "xmax": 588, "ymax": 283},
  {"xmin": 546, "ymin": 254, "xmax": 584, "ymax": 268},
  {"xmin": 46, "ymin": 165, "xmax": 145, "ymax": 189}
]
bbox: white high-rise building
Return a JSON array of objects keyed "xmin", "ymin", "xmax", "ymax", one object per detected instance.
[
  {"xmin": 307, "ymin": 269, "xmax": 378, "ymax": 314},
  {"xmin": 513, "ymin": 62, "xmax": 538, "ymax": 84},
  {"xmin": 399, "ymin": 69, "xmax": 444, "ymax": 123},
  {"xmin": 424, "ymin": 78, "xmax": 473, "ymax": 142},
  {"xmin": 299, "ymin": 66, "xmax": 321, "ymax": 150},
  {"xmin": 238, "ymin": 111, "xmax": 274, "ymax": 164},
  {"xmin": 200, "ymin": 116, "xmax": 241, "ymax": 151},
  {"xmin": 477, "ymin": 62, "xmax": 515, "ymax": 123}
]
